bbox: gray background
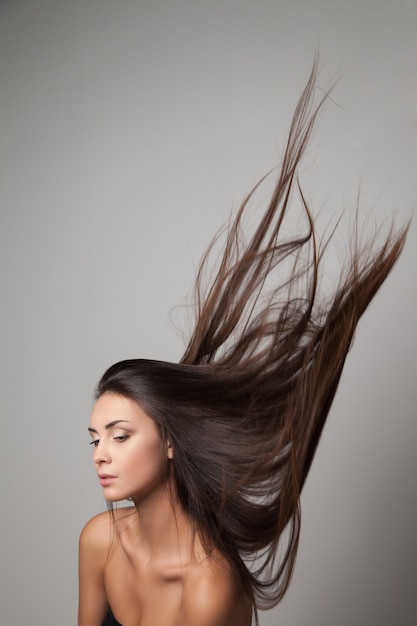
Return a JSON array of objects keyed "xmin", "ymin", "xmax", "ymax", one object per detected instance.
[{"xmin": 0, "ymin": 1, "xmax": 416, "ymax": 625}]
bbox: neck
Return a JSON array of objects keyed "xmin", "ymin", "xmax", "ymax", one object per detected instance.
[{"xmin": 131, "ymin": 480, "xmax": 194, "ymax": 561}]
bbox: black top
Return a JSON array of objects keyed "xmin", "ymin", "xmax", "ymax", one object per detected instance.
[{"xmin": 102, "ymin": 608, "xmax": 123, "ymax": 626}]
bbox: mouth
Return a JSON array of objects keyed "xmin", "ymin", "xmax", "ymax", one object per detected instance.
[{"xmin": 98, "ymin": 474, "xmax": 117, "ymax": 487}]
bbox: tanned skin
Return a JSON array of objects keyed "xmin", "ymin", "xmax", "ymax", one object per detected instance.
[{"xmin": 78, "ymin": 392, "xmax": 252, "ymax": 626}]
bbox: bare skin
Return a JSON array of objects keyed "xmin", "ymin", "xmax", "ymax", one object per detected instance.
[{"xmin": 78, "ymin": 392, "xmax": 252, "ymax": 626}]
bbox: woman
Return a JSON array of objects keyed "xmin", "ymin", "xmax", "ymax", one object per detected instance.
[{"xmin": 78, "ymin": 63, "xmax": 408, "ymax": 626}]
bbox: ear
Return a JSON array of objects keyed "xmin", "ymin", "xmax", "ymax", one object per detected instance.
[{"xmin": 167, "ymin": 441, "xmax": 174, "ymax": 460}]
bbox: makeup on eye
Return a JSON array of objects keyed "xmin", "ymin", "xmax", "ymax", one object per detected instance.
[
  {"xmin": 88, "ymin": 419, "xmax": 133, "ymax": 438},
  {"xmin": 113, "ymin": 434, "xmax": 130, "ymax": 442},
  {"xmin": 88, "ymin": 431, "xmax": 132, "ymax": 446}
]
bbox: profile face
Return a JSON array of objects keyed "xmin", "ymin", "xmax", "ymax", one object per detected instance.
[{"xmin": 88, "ymin": 392, "xmax": 168, "ymax": 503}]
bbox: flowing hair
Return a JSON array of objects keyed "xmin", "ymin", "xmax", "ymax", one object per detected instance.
[{"xmin": 96, "ymin": 61, "xmax": 408, "ymax": 621}]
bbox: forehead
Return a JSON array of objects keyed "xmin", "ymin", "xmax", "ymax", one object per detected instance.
[{"xmin": 89, "ymin": 392, "xmax": 157, "ymax": 431}]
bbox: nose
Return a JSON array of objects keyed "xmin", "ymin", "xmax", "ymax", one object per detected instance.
[{"xmin": 92, "ymin": 441, "xmax": 111, "ymax": 465}]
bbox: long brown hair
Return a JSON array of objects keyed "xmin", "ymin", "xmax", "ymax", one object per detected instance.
[{"xmin": 97, "ymin": 61, "xmax": 408, "ymax": 621}]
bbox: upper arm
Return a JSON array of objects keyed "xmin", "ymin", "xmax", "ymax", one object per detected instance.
[
  {"xmin": 183, "ymin": 567, "xmax": 252, "ymax": 626},
  {"xmin": 78, "ymin": 513, "xmax": 112, "ymax": 626}
]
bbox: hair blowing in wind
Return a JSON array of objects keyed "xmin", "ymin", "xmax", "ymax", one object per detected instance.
[{"xmin": 97, "ymin": 61, "xmax": 409, "ymax": 620}]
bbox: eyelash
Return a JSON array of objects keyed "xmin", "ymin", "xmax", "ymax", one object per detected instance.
[{"xmin": 89, "ymin": 435, "xmax": 129, "ymax": 447}]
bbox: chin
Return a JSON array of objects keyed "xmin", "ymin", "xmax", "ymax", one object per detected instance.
[{"xmin": 103, "ymin": 490, "xmax": 129, "ymax": 503}]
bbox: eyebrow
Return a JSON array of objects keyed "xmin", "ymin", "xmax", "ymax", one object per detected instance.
[{"xmin": 88, "ymin": 420, "xmax": 131, "ymax": 434}]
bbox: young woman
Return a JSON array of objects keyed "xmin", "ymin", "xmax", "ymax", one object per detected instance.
[{"xmin": 78, "ymin": 63, "xmax": 408, "ymax": 626}]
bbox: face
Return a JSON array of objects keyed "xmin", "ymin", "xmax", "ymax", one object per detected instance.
[{"xmin": 88, "ymin": 392, "xmax": 172, "ymax": 503}]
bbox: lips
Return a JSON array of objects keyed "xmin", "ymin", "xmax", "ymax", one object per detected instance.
[{"xmin": 98, "ymin": 474, "xmax": 117, "ymax": 487}]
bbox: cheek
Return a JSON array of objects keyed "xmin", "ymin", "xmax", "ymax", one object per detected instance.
[{"xmin": 127, "ymin": 437, "xmax": 164, "ymax": 480}]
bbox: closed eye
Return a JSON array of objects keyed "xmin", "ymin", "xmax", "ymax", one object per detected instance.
[{"xmin": 114, "ymin": 435, "xmax": 129, "ymax": 442}]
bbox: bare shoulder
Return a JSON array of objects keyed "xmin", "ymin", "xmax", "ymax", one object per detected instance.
[
  {"xmin": 79, "ymin": 510, "xmax": 111, "ymax": 548},
  {"xmin": 182, "ymin": 556, "xmax": 252, "ymax": 626},
  {"xmin": 79, "ymin": 506, "xmax": 137, "ymax": 556},
  {"xmin": 78, "ymin": 511, "xmax": 117, "ymax": 626},
  {"xmin": 78, "ymin": 512, "xmax": 112, "ymax": 578}
]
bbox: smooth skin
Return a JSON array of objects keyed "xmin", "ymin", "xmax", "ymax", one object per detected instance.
[{"xmin": 78, "ymin": 392, "xmax": 252, "ymax": 626}]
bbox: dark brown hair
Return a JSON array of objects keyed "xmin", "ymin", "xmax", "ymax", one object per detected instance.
[{"xmin": 96, "ymin": 61, "xmax": 408, "ymax": 621}]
